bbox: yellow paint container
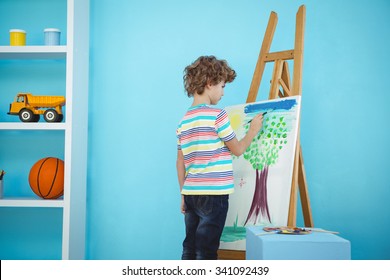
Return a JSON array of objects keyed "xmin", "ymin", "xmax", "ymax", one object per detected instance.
[{"xmin": 10, "ymin": 29, "xmax": 26, "ymax": 46}]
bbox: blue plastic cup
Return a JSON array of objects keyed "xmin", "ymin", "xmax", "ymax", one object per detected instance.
[{"xmin": 44, "ymin": 28, "xmax": 61, "ymax": 45}]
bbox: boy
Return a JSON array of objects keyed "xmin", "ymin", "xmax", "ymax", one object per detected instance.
[{"xmin": 176, "ymin": 55, "xmax": 263, "ymax": 260}]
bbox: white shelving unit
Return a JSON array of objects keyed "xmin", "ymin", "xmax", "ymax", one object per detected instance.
[
  {"xmin": 0, "ymin": 197, "xmax": 64, "ymax": 208},
  {"xmin": 0, "ymin": 46, "xmax": 67, "ymax": 59},
  {"xmin": 0, "ymin": 0, "xmax": 89, "ymax": 260}
]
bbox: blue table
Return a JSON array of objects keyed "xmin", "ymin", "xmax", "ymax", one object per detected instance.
[{"xmin": 246, "ymin": 226, "xmax": 351, "ymax": 260}]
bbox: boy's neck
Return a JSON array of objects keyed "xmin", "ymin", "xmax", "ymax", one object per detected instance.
[{"xmin": 192, "ymin": 92, "xmax": 210, "ymax": 107}]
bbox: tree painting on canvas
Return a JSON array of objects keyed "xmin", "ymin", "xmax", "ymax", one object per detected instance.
[{"xmin": 220, "ymin": 96, "xmax": 301, "ymax": 250}]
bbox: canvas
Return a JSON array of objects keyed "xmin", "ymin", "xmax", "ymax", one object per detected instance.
[{"xmin": 220, "ymin": 96, "xmax": 301, "ymax": 250}]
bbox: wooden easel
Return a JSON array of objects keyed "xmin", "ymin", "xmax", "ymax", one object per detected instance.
[{"xmin": 218, "ymin": 4, "xmax": 313, "ymax": 260}]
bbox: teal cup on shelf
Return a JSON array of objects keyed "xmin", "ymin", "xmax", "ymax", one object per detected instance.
[{"xmin": 44, "ymin": 28, "xmax": 61, "ymax": 45}]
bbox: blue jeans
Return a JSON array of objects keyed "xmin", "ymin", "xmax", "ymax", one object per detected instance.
[{"xmin": 182, "ymin": 195, "xmax": 229, "ymax": 260}]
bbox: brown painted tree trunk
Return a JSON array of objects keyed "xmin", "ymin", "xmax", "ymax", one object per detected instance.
[{"xmin": 244, "ymin": 166, "xmax": 271, "ymax": 225}]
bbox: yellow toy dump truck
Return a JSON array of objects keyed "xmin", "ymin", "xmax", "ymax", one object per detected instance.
[{"xmin": 8, "ymin": 92, "xmax": 65, "ymax": 123}]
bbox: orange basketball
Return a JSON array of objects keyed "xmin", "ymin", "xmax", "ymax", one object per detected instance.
[{"xmin": 28, "ymin": 157, "xmax": 64, "ymax": 199}]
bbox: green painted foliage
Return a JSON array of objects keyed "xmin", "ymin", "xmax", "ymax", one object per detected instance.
[{"xmin": 242, "ymin": 113, "xmax": 291, "ymax": 170}]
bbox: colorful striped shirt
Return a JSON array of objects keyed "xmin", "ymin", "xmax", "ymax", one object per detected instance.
[{"xmin": 177, "ymin": 104, "xmax": 236, "ymax": 195}]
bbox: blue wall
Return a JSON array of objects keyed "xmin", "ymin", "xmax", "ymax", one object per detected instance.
[
  {"xmin": 1, "ymin": 0, "xmax": 389, "ymax": 260},
  {"xmin": 88, "ymin": 0, "xmax": 390, "ymax": 260}
]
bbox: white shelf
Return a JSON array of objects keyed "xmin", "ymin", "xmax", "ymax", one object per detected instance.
[
  {"xmin": 0, "ymin": 122, "xmax": 67, "ymax": 130},
  {"xmin": 0, "ymin": 46, "xmax": 67, "ymax": 59},
  {"xmin": 0, "ymin": 197, "xmax": 64, "ymax": 208},
  {"xmin": 0, "ymin": 0, "xmax": 89, "ymax": 260}
]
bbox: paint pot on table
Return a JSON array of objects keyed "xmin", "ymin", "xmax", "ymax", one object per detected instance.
[
  {"xmin": 9, "ymin": 29, "xmax": 26, "ymax": 46},
  {"xmin": 44, "ymin": 28, "xmax": 61, "ymax": 45}
]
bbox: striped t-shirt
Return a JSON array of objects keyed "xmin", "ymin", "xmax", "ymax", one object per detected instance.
[{"xmin": 176, "ymin": 104, "xmax": 236, "ymax": 195}]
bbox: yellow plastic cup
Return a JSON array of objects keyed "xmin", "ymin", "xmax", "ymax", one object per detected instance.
[{"xmin": 10, "ymin": 29, "xmax": 26, "ymax": 46}]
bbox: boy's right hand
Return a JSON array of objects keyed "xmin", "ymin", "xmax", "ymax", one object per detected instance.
[
  {"xmin": 181, "ymin": 195, "xmax": 186, "ymax": 214},
  {"xmin": 249, "ymin": 114, "xmax": 264, "ymax": 135}
]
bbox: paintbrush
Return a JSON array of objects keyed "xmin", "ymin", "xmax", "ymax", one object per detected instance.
[
  {"xmin": 246, "ymin": 109, "xmax": 274, "ymax": 124},
  {"xmin": 303, "ymin": 228, "xmax": 339, "ymax": 234}
]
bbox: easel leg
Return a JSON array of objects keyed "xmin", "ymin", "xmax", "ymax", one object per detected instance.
[
  {"xmin": 288, "ymin": 145, "xmax": 314, "ymax": 227},
  {"xmin": 292, "ymin": 5, "xmax": 305, "ymax": 96},
  {"xmin": 298, "ymin": 147, "xmax": 313, "ymax": 227},
  {"xmin": 246, "ymin": 11, "xmax": 278, "ymax": 103},
  {"xmin": 279, "ymin": 61, "xmax": 292, "ymax": 97},
  {"xmin": 269, "ymin": 60, "xmax": 292, "ymax": 100},
  {"xmin": 287, "ymin": 5, "xmax": 307, "ymax": 227},
  {"xmin": 287, "ymin": 137, "xmax": 300, "ymax": 227},
  {"xmin": 268, "ymin": 59, "xmax": 284, "ymax": 100}
]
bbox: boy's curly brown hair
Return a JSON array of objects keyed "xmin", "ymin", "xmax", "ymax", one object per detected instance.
[{"xmin": 183, "ymin": 55, "xmax": 236, "ymax": 97}]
